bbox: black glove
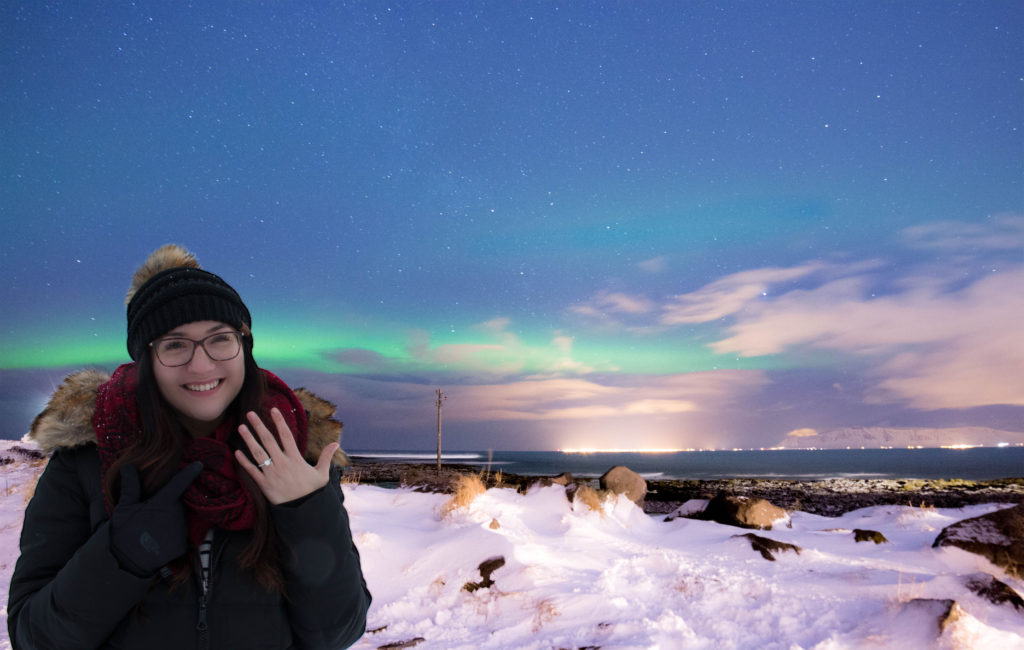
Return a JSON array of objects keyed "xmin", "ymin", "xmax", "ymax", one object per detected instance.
[{"xmin": 110, "ymin": 461, "xmax": 203, "ymax": 577}]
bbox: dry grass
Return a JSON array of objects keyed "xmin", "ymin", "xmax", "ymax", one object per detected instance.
[
  {"xmin": 531, "ymin": 598, "xmax": 560, "ymax": 633},
  {"xmin": 573, "ymin": 485, "xmax": 605, "ymax": 515},
  {"xmin": 14, "ymin": 458, "xmax": 49, "ymax": 504},
  {"xmin": 440, "ymin": 473, "xmax": 487, "ymax": 518},
  {"xmin": 896, "ymin": 568, "xmax": 923, "ymax": 603}
]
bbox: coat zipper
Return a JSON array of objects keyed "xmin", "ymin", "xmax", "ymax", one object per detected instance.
[{"xmin": 195, "ymin": 531, "xmax": 221, "ymax": 650}]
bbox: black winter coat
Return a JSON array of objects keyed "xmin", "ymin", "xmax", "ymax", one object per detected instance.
[{"xmin": 8, "ymin": 372, "xmax": 371, "ymax": 650}]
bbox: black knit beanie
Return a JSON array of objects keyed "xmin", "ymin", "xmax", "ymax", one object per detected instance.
[{"xmin": 125, "ymin": 245, "xmax": 251, "ymax": 360}]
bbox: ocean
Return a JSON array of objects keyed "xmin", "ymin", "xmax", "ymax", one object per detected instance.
[{"xmin": 348, "ymin": 447, "xmax": 1024, "ymax": 481}]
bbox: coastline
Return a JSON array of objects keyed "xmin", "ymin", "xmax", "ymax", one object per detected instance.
[{"xmin": 346, "ymin": 457, "xmax": 1024, "ymax": 517}]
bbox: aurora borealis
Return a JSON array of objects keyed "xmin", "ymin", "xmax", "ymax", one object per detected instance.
[{"xmin": 2, "ymin": 2, "xmax": 1022, "ymax": 451}]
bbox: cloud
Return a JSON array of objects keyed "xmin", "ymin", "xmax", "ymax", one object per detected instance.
[
  {"xmin": 572, "ymin": 291, "xmax": 656, "ymax": 317},
  {"xmin": 713, "ymin": 267, "xmax": 1024, "ymax": 409},
  {"xmin": 659, "ymin": 261, "xmax": 885, "ymax": 325},
  {"xmin": 351, "ymin": 319, "xmax": 598, "ymax": 378},
  {"xmin": 551, "ymin": 333, "xmax": 574, "ymax": 354},
  {"xmin": 786, "ymin": 428, "xmax": 819, "ymax": 438},
  {"xmin": 569, "ymin": 216, "xmax": 1023, "ymax": 412},
  {"xmin": 637, "ymin": 256, "xmax": 667, "ymax": 273},
  {"xmin": 477, "ymin": 317, "xmax": 512, "ymax": 334},
  {"xmin": 902, "ymin": 214, "xmax": 1024, "ymax": 252},
  {"xmin": 445, "ymin": 370, "xmax": 768, "ymax": 423}
]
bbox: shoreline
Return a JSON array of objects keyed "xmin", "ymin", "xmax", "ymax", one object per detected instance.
[{"xmin": 346, "ymin": 458, "xmax": 1024, "ymax": 516}]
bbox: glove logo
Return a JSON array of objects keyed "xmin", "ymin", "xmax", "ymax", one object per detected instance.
[{"xmin": 140, "ymin": 531, "xmax": 161, "ymax": 556}]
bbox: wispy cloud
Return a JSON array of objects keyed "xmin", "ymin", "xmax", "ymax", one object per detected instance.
[
  {"xmin": 660, "ymin": 262, "xmax": 834, "ymax": 325},
  {"xmin": 569, "ymin": 290, "xmax": 656, "ymax": 321},
  {"xmin": 637, "ymin": 256, "xmax": 667, "ymax": 273},
  {"xmin": 902, "ymin": 214, "xmax": 1024, "ymax": 252},
  {"xmin": 446, "ymin": 370, "xmax": 768, "ymax": 422},
  {"xmin": 571, "ymin": 216, "xmax": 1024, "ymax": 411},
  {"xmin": 332, "ymin": 318, "xmax": 595, "ymax": 378}
]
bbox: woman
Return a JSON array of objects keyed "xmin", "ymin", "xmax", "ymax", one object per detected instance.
[{"xmin": 9, "ymin": 245, "xmax": 371, "ymax": 649}]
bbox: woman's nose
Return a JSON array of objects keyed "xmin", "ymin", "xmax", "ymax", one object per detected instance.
[{"xmin": 187, "ymin": 343, "xmax": 217, "ymax": 370}]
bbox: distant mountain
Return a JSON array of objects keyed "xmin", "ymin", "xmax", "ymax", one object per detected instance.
[{"xmin": 777, "ymin": 426, "xmax": 1024, "ymax": 449}]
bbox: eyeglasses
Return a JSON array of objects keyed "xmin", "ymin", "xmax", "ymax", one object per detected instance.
[{"xmin": 150, "ymin": 331, "xmax": 244, "ymax": 367}]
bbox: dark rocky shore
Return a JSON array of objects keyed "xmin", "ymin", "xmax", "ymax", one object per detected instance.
[{"xmin": 344, "ymin": 457, "xmax": 1024, "ymax": 517}]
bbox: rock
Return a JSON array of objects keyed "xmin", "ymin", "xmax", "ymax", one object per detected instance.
[
  {"xmin": 932, "ymin": 502, "xmax": 1024, "ymax": 578},
  {"xmin": 853, "ymin": 529, "xmax": 888, "ymax": 544},
  {"xmin": 964, "ymin": 573, "xmax": 1024, "ymax": 611},
  {"xmin": 532, "ymin": 472, "xmax": 575, "ymax": 489},
  {"xmin": 901, "ymin": 598, "xmax": 963, "ymax": 634},
  {"xmin": 463, "ymin": 556, "xmax": 506, "ymax": 593},
  {"xmin": 733, "ymin": 533, "xmax": 801, "ymax": 561},
  {"xmin": 700, "ymin": 493, "xmax": 788, "ymax": 530},
  {"xmin": 599, "ymin": 465, "xmax": 647, "ymax": 506},
  {"xmin": 378, "ymin": 638, "xmax": 426, "ymax": 649},
  {"xmin": 549, "ymin": 472, "xmax": 574, "ymax": 486},
  {"xmin": 663, "ymin": 499, "xmax": 709, "ymax": 522}
]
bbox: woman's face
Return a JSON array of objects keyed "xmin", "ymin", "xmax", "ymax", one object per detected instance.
[{"xmin": 151, "ymin": 320, "xmax": 245, "ymax": 436}]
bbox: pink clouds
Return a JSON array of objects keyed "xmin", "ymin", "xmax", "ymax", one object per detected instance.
[
  {"xmin": 661, "ymin": 262, "xmax": 832, "ymax": 325},
  {"xmin": 570, "ymin": 290, "xmax": 657, "ymax": 322},
  {"xmin": 444, "ymin": 370, "xmax": 768, "ymax": 423},
  {"xmin": 570, "ymin": 217, "xmax": 1024, "ymax": 412},
  {"xmin": 711, "ymin": 266, "xmax": 1024, "ymax": 409}
]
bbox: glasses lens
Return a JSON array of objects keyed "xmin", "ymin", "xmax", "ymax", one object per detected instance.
[
  {"xmin": 153, "ymin": 332, "xmax": 242, "ymax": 367},
  {"xmin": 204, "ymin": 332, "xmax": 241, "ymax": 361},
  {"xmin": 154, "ymin": 338, "xmax": 194, "ymax": 367}
]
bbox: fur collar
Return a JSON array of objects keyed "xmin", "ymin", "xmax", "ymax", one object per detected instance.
[{"xmin": 29, "ymin": 369, "xmax": 348, "ymax": 467}]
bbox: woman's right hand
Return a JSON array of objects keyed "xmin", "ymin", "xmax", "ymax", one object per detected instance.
[{"xmin": 109, "ymin": 461, "xmax": 202, "ymax": 577}]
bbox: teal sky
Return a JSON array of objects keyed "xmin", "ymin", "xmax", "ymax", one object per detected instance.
[{"xmin": 2, "ymin": 2, "xmax": 1021, "ymax": 450}]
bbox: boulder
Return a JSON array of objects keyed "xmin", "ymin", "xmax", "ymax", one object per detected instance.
[
  {"xmin": 932, "ymin": 502, "xmax": 1024, "ymax": 578},
  {"xmin": 901, "ymin": 599, "xmax": 963, "ymax": 635},
  {"xmin": 663, "ymin": 499, "xmax": 709, "ymax": 522},
  {"xmin": 532, "ymin": 472, "xmax": 574, "ymax": 489},
  {"xmin": 964, "ymin": 573, "xmax": 1024, "ymax": 611},
  {"xmin": 733, "ymin": 533, "xmax": 801, "ymax": 561},
  {"xmin": 463, "ymin": 556, "xmax": 506, "ymax": 593},
  {"xmin": 599, "ymin": 465, "xmax": 647, "ymax": 507},
  {"xmin": 700, "ymin": 493, "xmax": 788, "ymax": 530},
  {"xmin": 378, "ymin": 638, "xmax": 426, "ymax": 649},
  {"xmin": 853, "ymin": 529, "xmax": 888, "ymax": 544},
  {"xmin": 548, "ymin": 472, "xmax": 574, "ymax": 486}
]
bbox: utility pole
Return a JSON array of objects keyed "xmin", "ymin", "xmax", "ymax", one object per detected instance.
[{"xmin": 435, "ymin": 388, "xmax": 446, "ymax": 472}]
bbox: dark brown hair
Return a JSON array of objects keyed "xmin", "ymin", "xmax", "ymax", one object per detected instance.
[{"xmin": 103, "ymin": 328, "xmax": 285, "ymax": 593}]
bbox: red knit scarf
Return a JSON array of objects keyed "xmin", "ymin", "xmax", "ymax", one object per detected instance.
[{"xmin": 93, "ymin": 363, "xmax": 308, "ymax": 546}]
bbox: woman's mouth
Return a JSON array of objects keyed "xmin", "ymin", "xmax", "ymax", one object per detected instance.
[{"xmin": 185, "ymin": 380, "xmax": 222, "ymax": 393}]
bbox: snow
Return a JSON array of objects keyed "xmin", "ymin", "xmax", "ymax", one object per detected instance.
[{"xmin": 2, "ymin": 442, "xmax": 1023, "ymax": 649}]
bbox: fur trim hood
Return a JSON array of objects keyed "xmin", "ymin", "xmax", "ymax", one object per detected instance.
[{"xmin": 29, "ymin": 370, "xmax": 348, "ymax": 467}]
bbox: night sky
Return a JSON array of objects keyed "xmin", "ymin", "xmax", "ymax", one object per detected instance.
[{"xmin": 2, "ymin": 2, "xmax": 1022, "ymax": 451}]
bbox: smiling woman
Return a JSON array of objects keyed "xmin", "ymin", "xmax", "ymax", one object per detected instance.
[
  {"xmin": 8, "ymin": 245, "xmax": 371, "ymax": 649},
  {"xmin": 149, "ymin": 322, "xmax": 247, "ymax": 438}
]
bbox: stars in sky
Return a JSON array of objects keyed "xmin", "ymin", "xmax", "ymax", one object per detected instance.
[{"xmin": 1, "ymin": 2, "xmax": 1021, "ymax": 449}]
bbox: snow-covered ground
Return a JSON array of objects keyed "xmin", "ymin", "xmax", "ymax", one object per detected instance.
[{"xmin": 2, "ymin": 443, "xmax": 1022, "ymax": 649}]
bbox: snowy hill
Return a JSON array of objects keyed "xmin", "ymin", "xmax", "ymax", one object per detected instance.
[
  {"xmin": 2, "ymin": 440, "xmax": 1024, "ymax": 647},
  {"xmin": 779, "ymin": 426, "xmax": 1024, "ymax": 449}
]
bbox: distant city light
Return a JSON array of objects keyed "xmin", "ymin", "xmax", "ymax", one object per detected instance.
[{"xmin": 559, "ymin": 448, "xmax": 686, "ymax": 454}]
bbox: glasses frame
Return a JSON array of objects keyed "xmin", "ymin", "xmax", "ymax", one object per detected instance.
[{"xmin": 149, "ymin": 330, "xmax": 246, "ymax": 368}]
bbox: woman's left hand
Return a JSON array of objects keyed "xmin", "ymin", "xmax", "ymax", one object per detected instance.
[{"xmin": 235, "ymin": 408, "xmax": 340, "ymax": 505}]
